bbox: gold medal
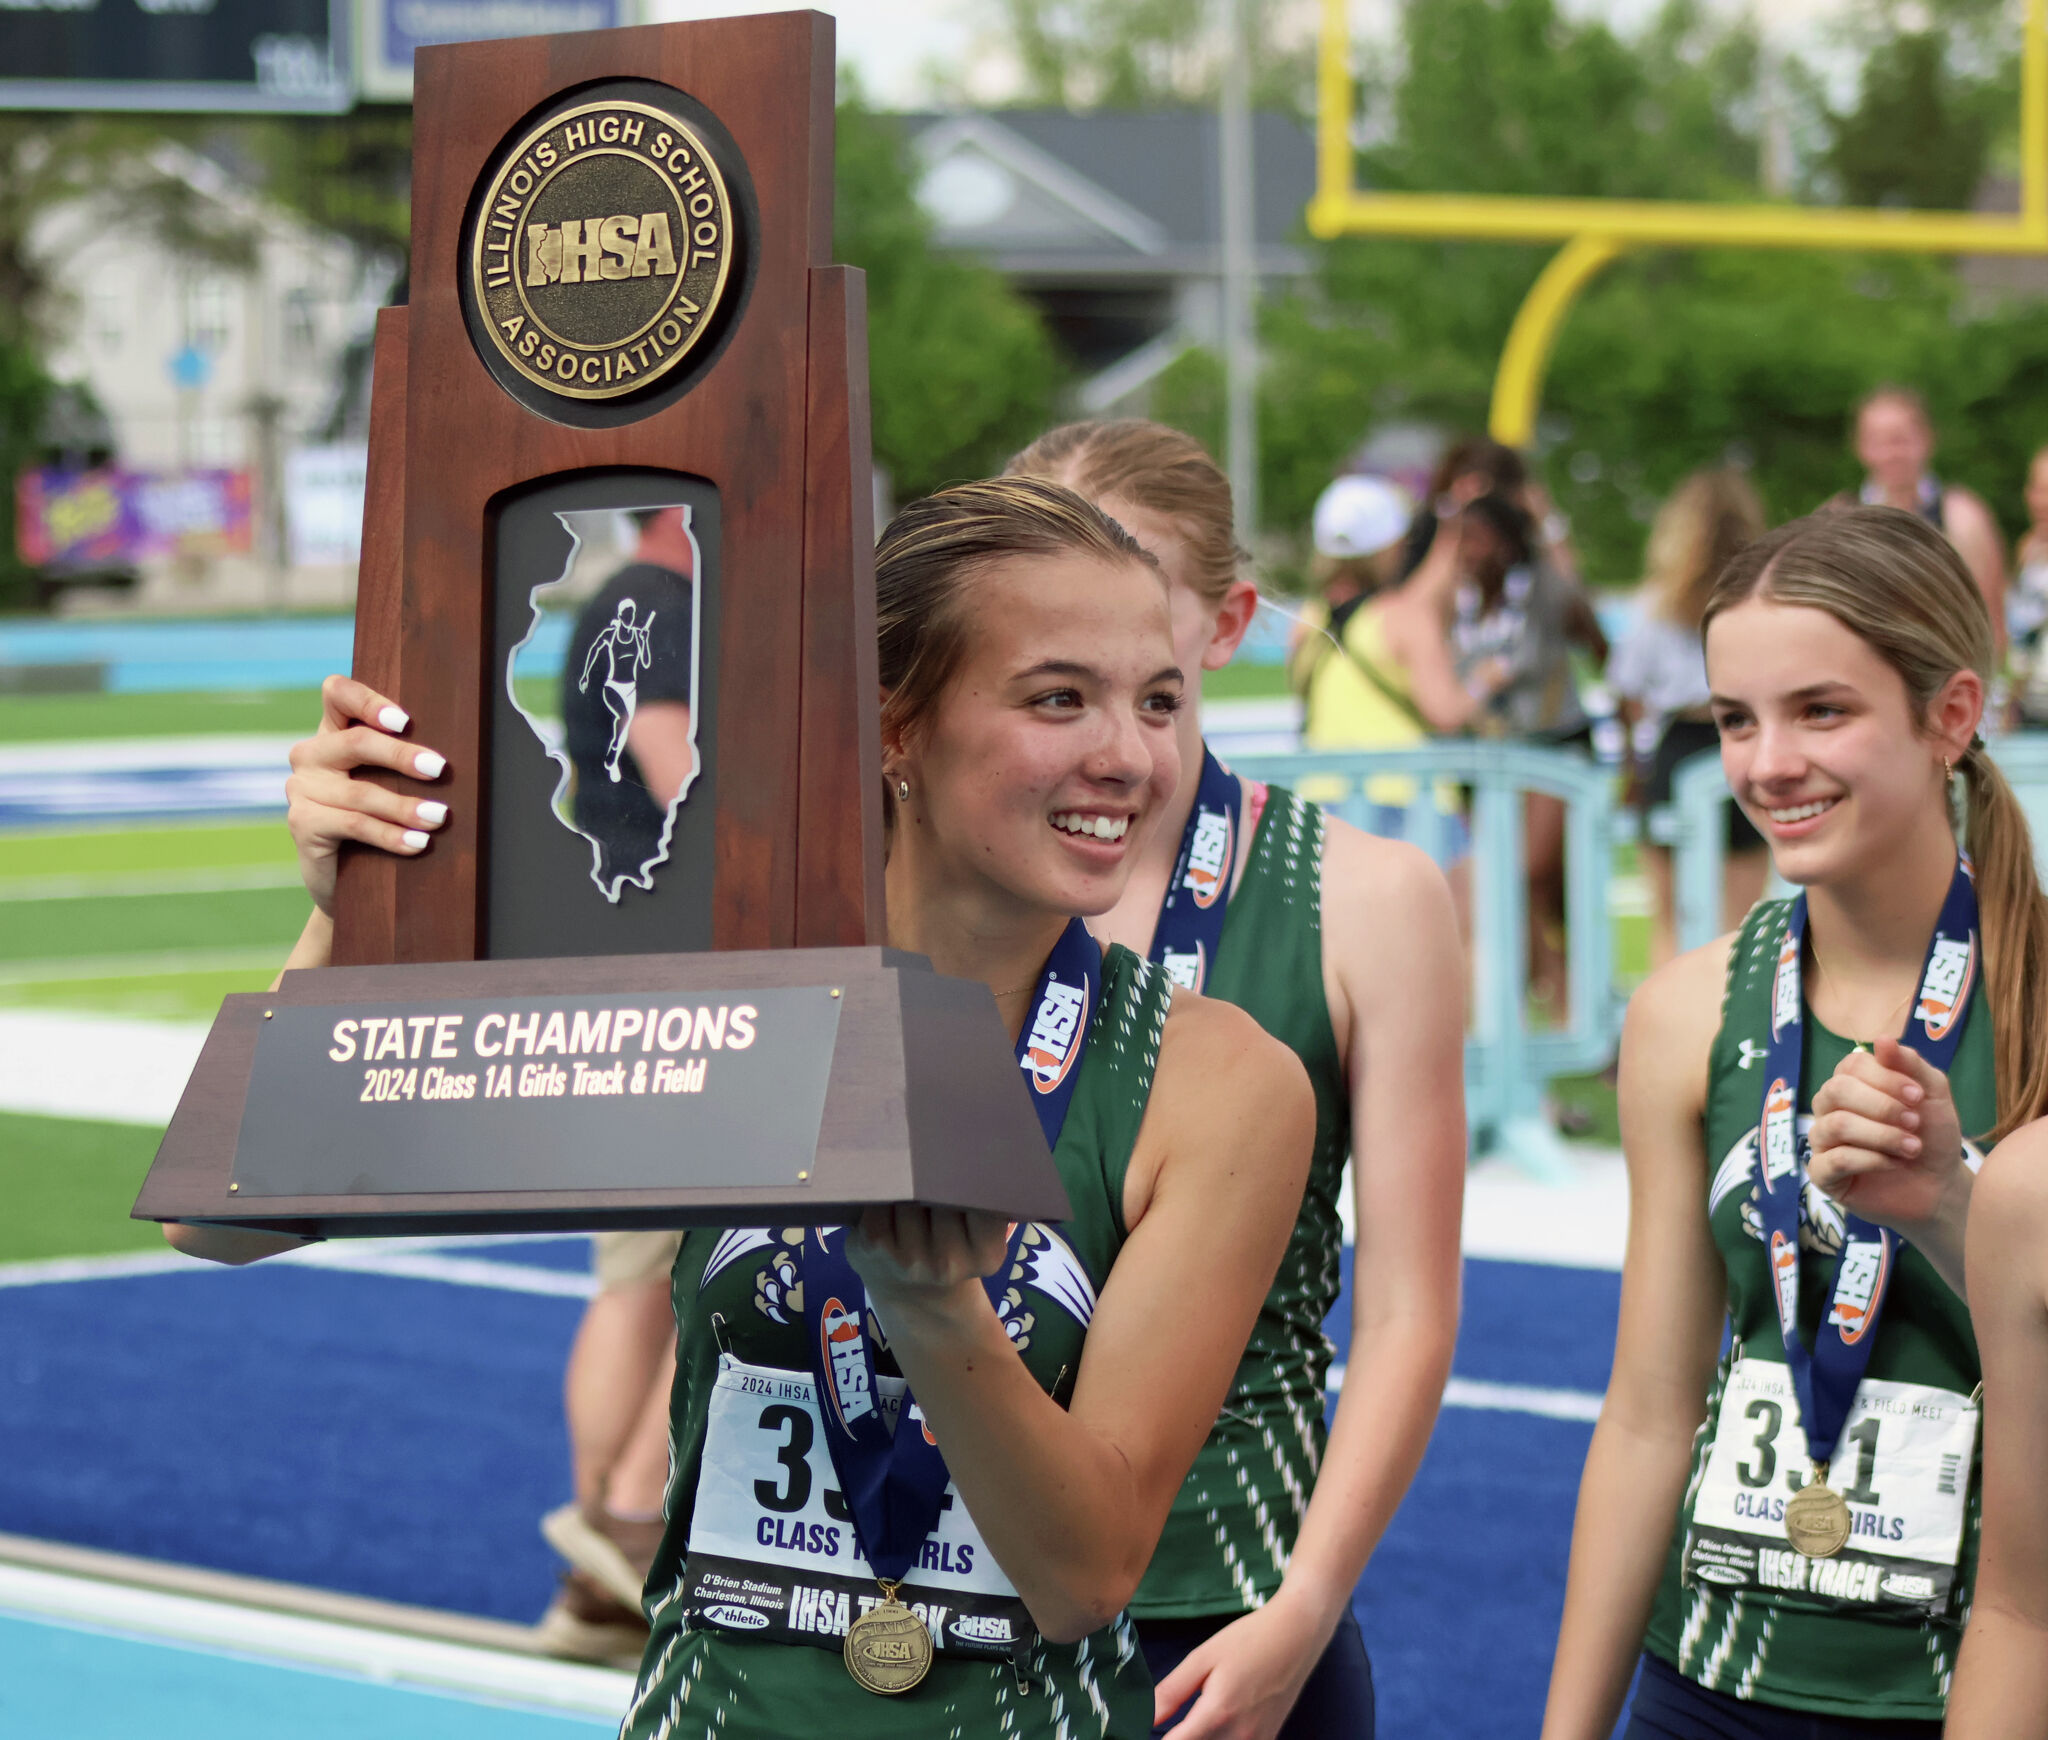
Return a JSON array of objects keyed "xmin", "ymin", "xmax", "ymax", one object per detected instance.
[
  {"xmin": 844, "ymin": 1580, "xmax": 934, "ymax": 1695},
  {"xmin": 1785, "ymin": 1468, "xmax": 1854, "ymax": 1558}
]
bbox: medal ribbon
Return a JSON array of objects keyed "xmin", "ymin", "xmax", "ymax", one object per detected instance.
[
  {"xmin": 1148, "ymin": 746, "xmax": 1243, "ymax": 991},
  {"xmin": 1756, "ymin": 857, "xmax": 1978, "ymax": 1469},
  {"xmin": 803, "ymin": 917, "xmax": 1103, "ymax": 1581}
]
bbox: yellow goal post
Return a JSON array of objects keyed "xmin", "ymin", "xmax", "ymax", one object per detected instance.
[{"xmin": 1307, "ymin": 0, "xmax": 2048, "ymax": 444}]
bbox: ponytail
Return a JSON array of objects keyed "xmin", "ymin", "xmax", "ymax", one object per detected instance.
[{"xmin": 1962, "ymin": 746, "xmax": 2048, "ymax": 1141}]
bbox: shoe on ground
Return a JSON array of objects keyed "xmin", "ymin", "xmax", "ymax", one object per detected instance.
[
  {"xmin": 533, "ymin": 1569, "xmax": 647, "ymax": 1668},
  {"xmin": 542, "ymin": 1501, "xmax": 663, "ymax": 1611}
]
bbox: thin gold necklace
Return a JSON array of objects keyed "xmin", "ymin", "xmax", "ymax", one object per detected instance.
[{"xmin": 1807, "ymin": 945, "xmax": 1914, "ymax": 1041}]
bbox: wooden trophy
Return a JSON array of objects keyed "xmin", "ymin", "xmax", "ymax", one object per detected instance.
[{"xmin": 132, "ymin": 11, "xmax": 1068, "ymax": 1239}]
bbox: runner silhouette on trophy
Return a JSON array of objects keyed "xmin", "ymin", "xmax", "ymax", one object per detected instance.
[
  {"xmin": 561, "ymin": 508, "xmax": 696, "ymax": 894},
  {"xmin": 579, "ymin": 597, "xmax": 656, "ymax": 783}
]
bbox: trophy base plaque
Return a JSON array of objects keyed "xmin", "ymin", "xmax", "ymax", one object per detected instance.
[{"xmin": 134, "ymin": 948, "xmax": 1070, "ymax": 1238}]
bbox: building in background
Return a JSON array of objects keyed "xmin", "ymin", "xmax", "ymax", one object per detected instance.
[
  {"xmin": 31, "ymin": 142, "xmax": 391, "ymax": 612},
  {"xmin": 906, "ymin": 109, "xmax": 1315, "ymax": 414}
]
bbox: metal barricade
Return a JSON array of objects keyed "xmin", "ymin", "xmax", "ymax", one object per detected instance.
[
  {"xmin": 1662, "ymin": 734, "xmax": 2048, "ymax": 957},
  {"xmin": 1231, "ymin": 744, "xmax": 1622, "ymax": 1179}
]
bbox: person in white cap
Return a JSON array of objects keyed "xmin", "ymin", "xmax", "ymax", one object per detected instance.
[{"xmin": 1288, "ymin": 473, "xmax": 1507, "ymax": 851}]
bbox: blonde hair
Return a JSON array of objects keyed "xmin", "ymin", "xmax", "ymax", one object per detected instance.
[
  {"xmin": 1006, "ymin": 419, "xmax": 1244, "ymax": 603},
  {"xmin": 1647, "ymin": 468, "xmax": 1767, "ymax": 631},
  {"xmin": 876, "ymin": 475, "xmax": 1156, "ymax": 758},
  {"xmin": 1705, "ymin": 506, "xmax": 2048, "ymax": 1141}
]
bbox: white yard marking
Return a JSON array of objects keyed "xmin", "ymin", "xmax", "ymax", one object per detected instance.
[
  {"xmin": 0, "ymin": 1008, "xmax": 211, "ymax": 1123},
  {"xmin": 1325, "ymin": 1365, "xmax": 1605, "ymax": 1423},
  {"xmin": 0, "ymin": 1235, "xmax": 595, "ymax": 1297},
  {"xmin": 0, "ymin": 947, "xmax": 284, "ymax": 988},
  {"xmin": 0, "ymin": 864, "xmax": 303, "ymax": 902}
]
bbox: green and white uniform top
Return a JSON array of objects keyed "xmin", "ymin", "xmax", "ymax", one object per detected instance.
[
  {"xmin": 1132, "ymin": 782, "xmax": 1350, "ymax": 1619},
  {"xmin": 1644, "ymin": 898, "xmax": 1989, "ymax": 1720},
  {"xmin": 622, "ymin": 943, "xmax": 1175, "ymax": 1740}
]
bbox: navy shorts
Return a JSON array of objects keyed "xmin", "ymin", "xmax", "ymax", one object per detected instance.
[
  {"xmin": 1138, "ymin": 1606, "xmax": 1375, "ymax": 1739},
  {"xmin": 1623, "ymin": 1653, "xmax": 1942, "ymax": 1740}
]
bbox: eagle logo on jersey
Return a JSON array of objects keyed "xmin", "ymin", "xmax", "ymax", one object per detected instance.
[
  {"xmin": 699, "ymin": 1223, "xmax": 1097, "ymax": 1352},
  {"xmin": 990, "ymin": 1222, "xmax": 1098, "ymax": 1351},
  {"xmin": 1712, "ymin": 1122, "xmax": 1845, "ymax": 1256}
]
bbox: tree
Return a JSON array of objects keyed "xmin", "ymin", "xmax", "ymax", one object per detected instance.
[
  {"xmin": 835, "ymin": 97, "xmax": 1064, "ymax": 500},
  {"xmin": 1173, "ymin": 0, "xmax": 2048, "ymax": 582},
  {"xmin": 975, "ymin": 0, "xmax": 1311, "ymax": 113}
]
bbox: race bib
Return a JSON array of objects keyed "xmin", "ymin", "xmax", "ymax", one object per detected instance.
[
  {"xmin": 682, "ymin": 1357, "xmax": 1036, "ymax": 1662},
  {"xmin": 1684, "ymin": 1356, "xmax": 1978, "ymax": 1617}
]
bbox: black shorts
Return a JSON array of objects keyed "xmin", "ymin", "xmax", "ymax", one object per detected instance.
[
  {"xmin": 1624, "ymin": 1653, "xmax": 1941, "ymax": 1740},
  {"xmin": 1642, "ymin": 718, "xmax": 1762, "ymax": 853},
  {"xmin": 1139, "ymin": 1608, "xmax": 1375, "ymax": 1738}
]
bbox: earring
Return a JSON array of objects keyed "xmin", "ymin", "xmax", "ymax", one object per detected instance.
[
  {"xmin": 1944, "ymin": 757, "xmax": 1953, "ymax": 782},
  {"xmin": 896, "ymin": 778, "xmax": 910, "ymax": 802}
]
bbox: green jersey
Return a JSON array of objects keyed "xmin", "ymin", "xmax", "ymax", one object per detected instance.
[
  {"xmin": 1644, "ymin": 898, "xmax": 1989, "ymax": 1719},
  {"xmin": 622, "ymin": 943, "xmax": 1175, "ymax": 1740},
  {"xmin": 1132, "ymin": 783, "xmax": 1350, "ymax": 1619}
]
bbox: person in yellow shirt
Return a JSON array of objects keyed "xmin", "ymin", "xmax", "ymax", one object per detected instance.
[{"xmin": 1290, "ymin": 477, "xmax": 1507, "ymax": 855}]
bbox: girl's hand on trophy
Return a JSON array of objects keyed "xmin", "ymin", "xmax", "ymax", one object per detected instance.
[
  {"xmin": 846, "ymin": 1206, "xmax": 1010, "ymax": 1318},
  {"xmin": 285, "ymin": 674, "xmax": 450, "ymax": 914}
]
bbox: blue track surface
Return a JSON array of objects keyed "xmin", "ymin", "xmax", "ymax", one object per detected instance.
[{"xmin": 0, "ymin": 1241, "xmax": 1620, "ymax": 1734}]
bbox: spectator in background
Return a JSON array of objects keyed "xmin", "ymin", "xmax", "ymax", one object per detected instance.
[
  {"xmin": 1448, "ymin": 491, "xmax": 1602, "ymax": 1023},
  {"xmin": 1833, "ymin": 385, "xmax": 2007, "ymax": 648},
  {"xmin": 2008, "ymin": 444, "xmax": 2048, "ymax": 726},
  {"xmin": 1291, "ymin": 475, "xmax": 1506, "ymax": 893},
  {"xmin": 1608, "ymin": 469, "xmax": 1769, "ymax": 966}
]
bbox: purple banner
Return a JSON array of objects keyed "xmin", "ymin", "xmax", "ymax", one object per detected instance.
[{"xmin": 17, "ymin": 468, "xmax": 254, "ymax": 573}]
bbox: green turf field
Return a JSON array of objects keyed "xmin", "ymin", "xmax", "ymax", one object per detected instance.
[
  {"xmin": 0, "ymin": 822, "xmax": 303, "ymax": 1018},
  {"xmin": 0, "ymin": 687, "xmax": 322, "ymax": 741},
  {"xmin": 0, "ymin": 1112, "xmax": 166, "ymax": 1263}
]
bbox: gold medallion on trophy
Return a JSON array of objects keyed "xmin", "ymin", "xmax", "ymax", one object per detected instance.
[{"xmin": 470, "ymin": 98, "xmax": 736, "ymax": 401}]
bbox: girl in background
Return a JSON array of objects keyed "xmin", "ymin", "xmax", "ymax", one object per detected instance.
[
  {"xmin": 1608, "ymin": 469, "xmax": 1769, "ymax": 965},
  {"xmin": 1544, "ymin": 507, "xmax": 2045, "ymax": 1738},
  {"xmin": 1011, "ymin": 421, "xmax": 1466, "ymax": 1740}
]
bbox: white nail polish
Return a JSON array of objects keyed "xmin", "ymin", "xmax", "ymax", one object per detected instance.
[
  {"xmin": 402, "ymin": 830, "xmax": 429, "ymax": 850},
  {"xmin": 415, "ymin": 800, "xmax": 448, "ymax": 826},
  {"xmin": 379, "ymin": 705, "xmax": 409, "ymax": 732},
  {"xmin": 414, "ymin": 750, "xmax": 446, "ymax": 779}
]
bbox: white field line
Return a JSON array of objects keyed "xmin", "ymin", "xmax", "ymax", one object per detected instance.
[
  {"xmin": 0, "ymin": 864, "xmax": 303, "ymax": 902},
  {"xmin": 1325, "ymin": 1365, "xmax": 1604, "ymax": 1423},
  {"xmin": 0, "ymin": 1240, "xmax": 596, "ymax": 1299},
  {"xmin": 0, "ymin": 736, "xmax": 301, "ymax": 775},
  {"xmin": 0, "ymin": 1007, "xmax": 211, "ymax": 1122},
  {"xmin": 0, "ymin": 946, "xmax": 284, "ymax": 987},
  {"xmin": 0, "ymin": 1561, "xmax": 630, "ymax": 1719}
]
